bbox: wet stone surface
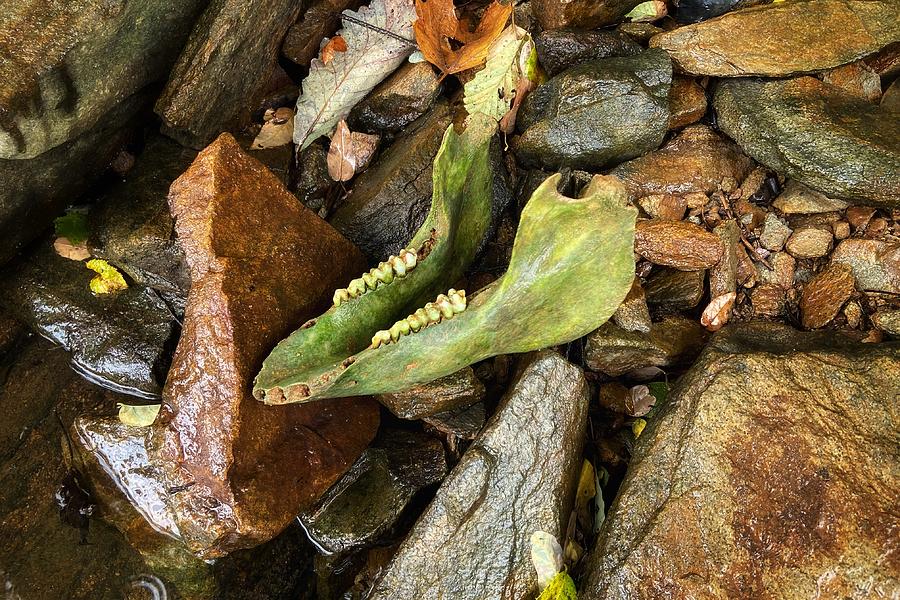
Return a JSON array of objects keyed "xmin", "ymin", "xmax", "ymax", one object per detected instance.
[
  {"xmin": 533, "ymin": 29, "xmax": 642, "ymax": 77},
  {"xmin": 348, "ymin": 62, "xmax": 443, "ymax": 133},
  {"xmin": 585, "ymin": 316, "xmax": 709, "ymax": 376},
  {"xmin": 584, "ymin": 323, "xmax": 900, "ymax": 599},
  {"xmin": 376, "ymin": 366, "xmax": 486, "ymax": 420}
]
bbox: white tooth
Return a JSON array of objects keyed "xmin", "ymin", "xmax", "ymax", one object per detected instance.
[
  {"xmin": 402, "ymin": 250, "xmax": 417, "ymax": 269},
  {"xmin": 390, "ymin": 256, "xmax": 407, "ymax": 277}
]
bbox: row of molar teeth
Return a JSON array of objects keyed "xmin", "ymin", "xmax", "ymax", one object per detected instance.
[
  {"xmin": 371, "ymin": 289, "xmax": 466, "ymax": 348},
  {"xmin": 333, "ymin": 249, "xmax": 418, "ymax": 307}
]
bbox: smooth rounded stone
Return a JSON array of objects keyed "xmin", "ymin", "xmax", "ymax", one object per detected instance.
[
  {"xmin": 0, "ymin": 349, "xmax": 158, "ymax": 600},
  {"xmin": 634, "ymin": 219, "xmax": 724, "ymax": 270},
  {"xmin": 650, "ymin": 0, "xmax": 900, "ymax": 77},
  {"xmin": 821, "ymin": 60, "xmax": 883, "ymax": 103},
  {"xmin": 0, "ymin": 92, "xmax": 142, "ymax": 266},
  {"xmin": 881, "ymin": 78, "xmax": 900, "ymax": 112},
  {"xmin": 800, "ymin": 263, "xmax": 856, "ymax": 330},
  {"xmin": 610, "ymin": 124, "xmax": 752, "ymax": 199},
  {"xmin": 515, "ymin": 50, "xmax": 672, "ymax": 171},
  {"xmin": 612, "ymin": 278, "xmax": 652, "ymax": 333},
  {"xmin": 80, "ymin": 134, "xmax": 380, "ymax": 559},
  {"xmin": 584, "ymin": 323, "xmax": 900, "ymax": 599},
  {"xmin": 759, "ymin": 212, "xmax": 793, "ymax": 252},
  {"xmin": 333, "ymin": 101, "xmax": 513, "ymax": 263},
  {"xmin": 348, "ymin": 62, "xmax": 443, "ymax": 133},
  {"xmin": 299, "ymin": 430, "xmax": 447, "ymax": 555},
  {"xmin": 155, "ymin": 0, "xmax": 304, "ymax": 149},
  {"xmin": 714, "ymin": 77, "xmax": 900, "ymax": 208},
  {"xmin": 785, "ymin": 227, "xmax": 833, "ymax": 259},
  {"xmin": 673, "ymin": 0, "xmax": 754, "ymax": 23},
  {"xmin": 367, "ymin": 351, "xmax": 588, "ymax": 599},
  {"xmin": 282, "ymin": 0, "xmax": 361, "ymax": 67},
  {"xmin": 0, "ymin": 0, "xmax": 206, "ymax": 159},
  {"xmin": 584, "ymin": 316, "xmax": 710, "ymax": 377},
  {"xmin": 0, "ymin": 243, "xmax": 179, "ymax": 397},
  {"xmin": 295, "ymin": 144, "xmax": 332, "ymax": 214},
  {"xmin": 533, "ymin": 29, "xmax": 642, "ymax": 77},
  {"xmin": 668, "ymin": 76, "xmax": 708, "ymax": 129},
  {"xmin": 645, "ymin": 267, "xmax": 706, "ymax": 310},
  {"xmin": 831, "ymin": 239, "xmax": 900, "ymax": 293},
  {"xmin": 872, "ymin": 309, "xmax": 900, "ymax": 336},
  {"xmin": 773, "ymin": 180, "xmax": 849, "ymax": 214},
  {"xmin": 532, "ymin": 0, "xmax": 644, "ymax": 30},
  {"xmin": 377, "ymin": 366, "xmax": 486, "ymax": 420},
  {"xmin": 89, "ymin": 135, "xmax": 197, "ymax": 310}
]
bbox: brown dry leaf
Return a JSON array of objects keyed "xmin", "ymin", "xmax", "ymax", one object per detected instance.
[
  {"xmin": 320, "ymin": 35, "xmax": 348, "ymax": 64},
  {"xmin": 327, "ymin": 119, "xmax": 380, "ymax": 181},
  {"xmin": 252, "ymin": 112, "xmax": 295, "ymax": 149},
  {"xmin": 701, "ymin": 291, "xmax": 737, "ymax": 331},
  {"xmin": 499, "ymin": 75, "xmax": 534, "ymax": 133},
  {"xmin": 54, "ymin": 236, "xmax": 90, "ymax": 261},
  {"xmin": 413, "ymin": 0, "xmax": 512, "ymax": 77},
  {"xmin": 626, "ymin": 384, "xmax": 656, "ymax": 417}
]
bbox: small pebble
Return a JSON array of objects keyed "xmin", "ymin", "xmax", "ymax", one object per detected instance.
[
  {"xmin": 759, "ymin": 212, "xmax": 792, "ymax": 251},
  {"xmin": 785, "ymin": 227, "xmax": 833, "ymax": 259},
  {"xmin": 799, "ymin": 263, "xmax": 855, "ymax": 329}
]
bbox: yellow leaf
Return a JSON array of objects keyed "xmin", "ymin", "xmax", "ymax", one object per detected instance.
[
  {"xmin": 538, "ymin": 571, "xmax": 577, "ymax": 600},
  {"xmin": 117, "ymin": 403, "xmax": 161, "ymax": 427},
  {"xmin": 574, "ymin": 459, "xmax": 596, "ymax": 530},
  {"xmin": 632, "ymin": 418, "xmax": 647, "ymax": 438},
  {"xmin": 86, "ymin": 259, "xmax": 128, "ymax": 294}
]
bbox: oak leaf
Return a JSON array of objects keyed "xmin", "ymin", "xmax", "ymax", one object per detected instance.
[{"xmin": 413, "ymin": 0, "xmax": 512, "ymax": 77}]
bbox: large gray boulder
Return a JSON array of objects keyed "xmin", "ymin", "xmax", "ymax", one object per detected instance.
[
  {"xmin": 366, "ymin": 351, "xmax": 588, "ymax": 599},
  {"xmin": 585, "ymin": 323, "xmax": 900, "ymax": 599},
  {"xmin": 714, "ymin": 77, "xmax": 900, "ymax": 208},
  {"xmin": 515, "ymin": 50, "xmax": 672, "ymax": 171}
]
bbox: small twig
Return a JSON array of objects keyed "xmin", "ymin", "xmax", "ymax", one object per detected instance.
[
  {"xmin": 740, "ymin": 233, "xmax": 773, "ymax": 270},
  {"xmin": 341, "ymin": 13, "xmax": 419, "ymax": 47}
]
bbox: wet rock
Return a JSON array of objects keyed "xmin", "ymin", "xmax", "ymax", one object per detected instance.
[
  {"xmin": 714, "ymin": 77, "xmax": 900, "ymax": 208},
  {"xmin": 81, "ymin": 134, "xmax": 379, "ymax": 559},
  {"xmin": 333, "ymin": 102, "xmax": 513, "ymax": 263},
  {"xmin": 635, "ymin": 219, "xmax": 724, "ymax": 270},
  {"xmin": 637, "ymin": 194, "xmax": 687, "ymax": 221},
  {"xmin": 0, "ymin": 93, "xmax": 142, "ymax": 266},
  {"xmin": 645, "ymin": 268, "xmax": 706, "ymax": 311},
  {"xmin": 532, "ymin": 0, "xmax": 644, "ymax": 30},
  {"xmin": 650, "ymin": 0, "xmax": 900, "ymax": 77},
  {"xmin": 533, "ymin": 29, "xmax": 642, "ymax": 77},
  {"xmin": 821, "ymin": 60, "xmax": 883, "ymax": 103},
  {"xmin": 282, "ymin": 0, "xmax": 361, "ymax": 67},
  {"xmin": 785, "ymin": 227, "xmax": 833, "ymax": 259},
  {"xmin": 673, "ymin": 0, "xmax": 752, "ymax": 23},
  {"xmin": 710, "ymin": 220, "xmax": 739, "ymax": 299},
  {"xmin": 367, "ymin": 351, "xmax": 588, "ymax": 599},
  {"xmin": 330, "ymin": 102, "xmax": 451, "ymax": 261},
  {"xmin": 295, "ymin": 144, "xmax": 333, "ymax": 214},
  {"xmin": 584, "ymin": 323, "xmax": 900, "ymax": 599},
  {"xmin": 758, "ymin": 213, "xmax": 793, "ymax": 252},
  {"xmin": 423, "ymin": 401, "xmax": 487, "ymax": 440},
  {"xmin": 872, "ymin": 309, "xmax": 900, "ymax": 336},
  {"xmin": 882, "ymin": 78, "xmax": 900, "ymax": 111},
  {"xmin": 668, "ymin": 76, "xmax": 708, "ymax": 129},
  {"xmin": 89, "ymin": 136, "xmax": 197, "ymax": 309},
  {"xmin": 773, "ymin": 180, "xmax": 849, "ymax": 214},
  {"xmin": 0, "ymin": 243, "xmax": 179, "ymax": 397},
  {"xmin": 299, "ymin": 430, "xmax": 447, "ymax": 554},
  {"xmin": 756, "ymin": 251, "xmax": 796, "ymax": 290},
  {"xmin": 612, "ymin": 278, "xmax": 652, "ymax": 333},
  {"xmin": 0, "ymin": 334, "xmax": 156, "ymax": 600},
  {"xmin": 585, "ymin": 317, "xmax": 709, "ymax": 377},
  {"xmin": 515, "ymin": 51, "xmax": 672, "ymax": 171},
  {"xmin": 610, "ymin": 125, "xmax": 752, "ymax": 199},
  {"xmin": 831, "ymin": 239, "xmax": 900, "ymax": 293},
  {"xmin": 800, "ymin": 264, "xmax": 855, "ymax": 330},
  {"xmin": 751, "ymin": 282, "xmax": 786, "ymax": 318},
  {"xmin": 0, "ymin": 0, "xmax": 205, "ymax": 159},
  {"xmin": 348, "ymin": 62, "xmax": 442, "ymax": 133},
  {"xmin": 377, "ymin": 366, "xmax": 486, "ymax": 420},
  {"xmin": 155, "ymin": 0, "xmax": 305, "ymax": 149}
]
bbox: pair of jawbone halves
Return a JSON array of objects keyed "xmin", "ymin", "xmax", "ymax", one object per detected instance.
[{"xmin": 253, "ymin": 113, "xmax": 638, "ymax": 405}]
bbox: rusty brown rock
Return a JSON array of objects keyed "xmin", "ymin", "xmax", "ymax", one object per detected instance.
[
  {"xmin": 800, "ymin": 264, "xmax": 856, "ymax": 329},
  {"xmin": 751, "ymin": 283, "xmax": 786, "ymax": 318},
  {"xmin": 376, "ymin": 366, "xmax": 486, "ymax": 420},
  {"xmin": 612, "ymin": 278, "xmax": 652, "ymax": 333},
  {"xmin": 584, "ymin": 323, "xmax": 900, "ymax": 599},
  {"xmin": 757, "ymin": 252, "xmax": 796, "ymax": 289},
  {"xmin": 282, "ymin": 0, "xmax": 361, "ymax": 67},
  {"xmin": 821, "ymin": 60, "xmax": 883, "ymax": 103},
  {"xmin": 785, "ymin": 227, "xmax": 833, "ymax": 259},
  {"xmin": 650, "ymin": 0, "xmax": 900, "ymax": 77},
  {"xmin": 611, "ymin": 125, "xmax": 753, "ymax": 199},
  {"xmin": 80, "ymin": 133, "xmax": 379, "ymax": 559},
  {"xmin": 645, "ymin": 268, "xmax": 706, "ymax": 311},
  {"xmin": 667, "ymin": 76, "xmax": 708, "ymax": 129},
  {"xmin": 710, "ymin": 220, "xmax": 739, "ymax": 300},
  {"xmin": 532, "ymin": 0, "xmax": 644, "ymax": 30},
  {"xmin": 585, "ymin": 317, "xmax": 709, "ymax": 377},
  {"xmin": 155, "ymin": 0, "xmax": 305, "ymax": 148},
  {"xmin": 634, "ymin": 219, "xmax": 724, "ymax": 270},
  {"xmin": 831, "ymin": 239, "xmax": 900, "ymax": 293}
]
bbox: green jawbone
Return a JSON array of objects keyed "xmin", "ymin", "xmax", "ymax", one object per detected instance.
[{"xmin": 254, "ymin": 166, "xmax": 637, "ymax": 404}]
